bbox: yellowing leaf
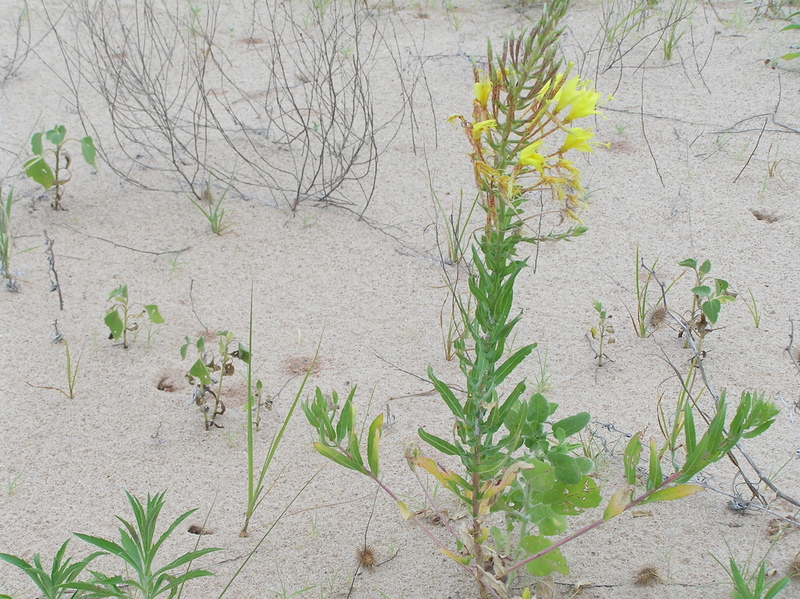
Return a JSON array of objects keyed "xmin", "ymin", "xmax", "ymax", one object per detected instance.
[
  {"xmin": 642, "ymin": 484, "xmax": 704, "ymax": 504},
  {"xmin": 603, "ymin": 485, "xmax": 632, "ymax": 521}
]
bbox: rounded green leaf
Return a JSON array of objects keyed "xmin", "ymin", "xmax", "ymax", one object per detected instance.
[
  {"xmin": 24, "ymin": 157, "xmax": 55, "ymax": 190},
  {"xmin": 104, "ymin": 310, "xmax": 124, "ymax": 340},
  {"xmin": 81, "ymin": 136, "xmax": 97, "ymax": 168},
  {"xmin": 144, "ymin": 305, "xmax": 164, "ymax": 324}
]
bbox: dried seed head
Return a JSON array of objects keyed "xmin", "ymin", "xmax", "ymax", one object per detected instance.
[
  {"xmin": 646, "ymin": 304, "xmax": 668, "ymax": 331},
  {"xmin": 789, "ymin": 552, "xmax": 800, "ymax": 578},
  {"xmin": 634, "ymin": 565, "xmax": 663, "ymax": 586},
  {"xmin": 356, "ymin": 545, "xmax": 376, "ymax": 572}
]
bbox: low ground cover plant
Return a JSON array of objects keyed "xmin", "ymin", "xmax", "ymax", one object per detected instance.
[{"xmin": 24, "ymin": 125, "xmax": 96, "ymax": 210}]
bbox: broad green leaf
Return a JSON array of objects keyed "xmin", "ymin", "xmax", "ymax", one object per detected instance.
[
  {"xmin": 519, "ymin": 535, "xmax": 569, "ymax": 576},
  {"xmin": 552, "ymin": 412, "xmax": 590, "ymax": 438},
  {"xmin": 575, "ymin": 456, "xmax": 594, "ymax": 475},
  {"xmin": 678, "ymin": 258, "xmax": 696, "ymax": 269},
  {"xmin": 367, "ymin": 413, "xmax": 383, "ymax": 475},
  {"xmin": 108, "ymin": 284, "xmax": 127, "ymax": 301},
  {"xmin": 691, "ymin": 285, "xmax": 711, "ymax": 297},
  {"xmin": 528, "ymin": 393, "xmax": 551, "ymax": 424},
  {"xmin": 46, "ymin": 126, "xmax": 66, "ymax": 146},
  {"xmin": 418, "ymin": 427, "xmax": 462, "ymax": 456},
  {"xmin": 236, "ymin": 343, "xmax": 251, "ymax": 365},
  {"xmin": 81, "ymin": 136, "xmax": 97, "ymax": 168},
  {"xmin": 548, "ymin": 452, "xmax": 582, "ymax": 485},
  {"xmin": 702, "ymin": 299, "xmax": 721, "ymax": 323},
  {"xmin": 31, "ymin": 132, "xmax": 44, "ymax": 155},
  {"xmin": 520, "ymin": 458, "xmax": 555, "ymax": 492},
  {"xmin": 428, "ymin": 367, "xmax": 464, "ymax": 419},
  {"xmin": 699, "ymin": 259, "xmax": 712, "ymax": 276},
  {"xmin": 642, "ymin": 484, "xmax": 704, "ymax": 504},
  {"xmin": 144, "ymin": 304, "xmax": 164, "ymax": 324},
  {"xmin": 313, "ymin": 443, "xmax": 366, "ymax": 474},
  {"xmin": 104, "ymin": 310, "xmax": 124, "ymax": 340},
  {"xmin": 188, "ymin": 359, "xmax": 211, "ymax": 386},
  {"xmin": 603, "ymin": 485, "xmax": 632, "ymax": 521},
  {"xmin": 715, "ymin": 278, "xmax": 729, "ymax": 295},
  {"xmin": 24, "ymin": 157, "xmax": 55, "ymax": 190},
  {"xmin": 544, "ymin": 477, "xmax": 601, "ymax": 515}
]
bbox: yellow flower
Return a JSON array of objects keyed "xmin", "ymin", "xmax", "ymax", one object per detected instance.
[
  {"xmin": 519, "ymin": 140, "xmax": 545, "ymax": 173},
  {"xmin": 472, "ymin": 119, "xmax": 497, "ymax": 141},
  {"xmin": 561, "ymin": 127, "xmax": 596, "ymax": 153},
  {"xmin": 474, "ymin": 79, "xmax": 492, "ymax": 107},
  {"xmin": 552, "ymin": 77, "xmax": 603, "ymax": 123}
]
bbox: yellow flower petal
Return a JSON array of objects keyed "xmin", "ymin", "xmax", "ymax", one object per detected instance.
[
  {"xmin": 561, "ymin": 127, "xmax": 596, "ymax": 153},
  {"xmin": 474, "ymin": 80, "xmax": 492, "ymax": 107},
  {"xmin": 519, "ymin": 141, "xmax": 545, "ymax": 173},
  {"xmin": 472, "ymin": 119, "xmax": 497, "ymax": 141}
]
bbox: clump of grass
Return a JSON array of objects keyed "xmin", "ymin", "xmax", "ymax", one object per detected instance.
[{"xmin": 190, "ymin": 178, "xmax": 232, "ymax": 235}]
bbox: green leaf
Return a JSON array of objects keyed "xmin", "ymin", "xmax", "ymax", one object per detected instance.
[
  {"xmin": 782, "ymin": 51, "xmax": 800, "ymax": 60},
  {"xmin": 428, "ymin": 367, "xmax": 464, "ymax": 419},
  {"xmin": 144, "ymin": 305, "xmax": 164, "ymax": 324},
  {"xmin": 24, "ymin": 157, "xmax": 55, "ymax": 190},
  {"xmin": 81, "ymin": 136, "xmax": 97, "ymax": 168},
  {"xmin": 336, "ymin": 399, "xmax": 355, "ymax": 444},
  {"xmin": 646, "ymin": 438, "xmax": 662, "ymax": 491},
  {"xmin": 764, "ymin": 576, "xmax": 790, "ymax": 599},
  {"xmin": 108, "ymin": 284, "xmax": 127, "ymax": 301},
  {"xmin": 528, "ymin": 393, "xmax": 551, "ymax": 424},
  {"xmin": 678, "ymin": 258, "xmax": 696, "ymax": 269},
  {"xmin": 642, "ymin": 484, "xmax": 704, "ymax": 503},
  {"xmin": 188, "ymin": 359, "xmax": 212, "ymax": 386},
  {"xmin": 699, "ymin": 259, "xmax": 712, "ymax": 276},
  {"xmin": 493, "ymin": 344, "xmax": 534, "ymax": 387},
  {"xmin": 691, "ymin": 285, "xmax": 711, "ymax": 297},
  {"xmin": 552, "ymin": 412, "xmax": 590, "ymax": 438},
  {"xmin": 313, "ymin": 443, "xmax": 366, "ymax": 474},
  {"xmin": 367, "ymin": 414, "xmax": 383, "ymax": 475},
  {"xmin": 347, "ymin": 431, "xmax": 364, "ymax": 469},
  {"xmin": 519, "ymin": 535, "xmax": 569, "ymax": 576},
  {"xmin": 548, "ymin": 452, "xmax": 582, "ymax": 485},
  {"xmin": 520, "ymin": 457, "xmax": 555, "ymax": 492},
  {"xmin": 702, "ymin": 299, "xmax": 721, "ymax": 324},
  {"xmin": 603, "ymin": 486, "xmax": 632, "ymax": 521},
  {"xmin": 544, "ymin": 477, "xmax": 601, "ymax": 515},
  {"xmin": 418, "ymin": 427, "xmax": 462, "ymax": 456},
  {"xmin": 105, "ymin": 310, "xmax": 124, "ymax": 340},
  {"xmin": 31, "ymin": 132, "xmax": 44, "ymax": 155},
  {"xmin": 46, "ymin": 126, "xmax": 66, "ymax": 147}
]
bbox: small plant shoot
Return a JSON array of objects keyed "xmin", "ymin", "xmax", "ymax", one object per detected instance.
[
  {"xmin": 24, "ymin": 125, "xmax": 97, "ymax": 210},
  {"xmin": 104, "ymin": 285, "xmax": 164, "ymax": 349}
]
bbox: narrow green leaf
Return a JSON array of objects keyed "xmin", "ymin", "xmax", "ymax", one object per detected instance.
[
  {"xmin": 623, "ymin": 432, "xmax": 642, "ymax": 485},
  {"xmin": 684, "ymin": 402, "xmax": 697, "ymax": 454},
  {"xmin": 641, "ymin": 484, "xmax": 704, "ymax": 503},
  {"xmin": 313, "ymin": 443, "xmax": 366, "ymax": 474},
  {"xmin": 367, "ymin": 414, "xmax": 383, "ymax": 475},
  {"xmin": 144, "ymin": 305, "xmax": 164, "ymax": 324},
  {"xmin": 428, "ymin": 367, "xmax": 464, "ymax": 419},
  {"xmin": 347, "ymin": 431, "xmax": 364, "ymax": 468},
  {"xmin": 646, "ymin": 438, "xmax": 662, "ymax": 491},
  {"xmin": 81, "ymin": 137, "xmax": 97, "ymax": 168},
  {"xmin": 418, "ymin": 427, "xmax": 462, "ymax": 456},
  {"xmin": 493, "ymin": 344, "xmax": 534, "ymax": 386},
  {"xmin": 336, "ymin": 399, "xmax": 355, "ymax": 444}
]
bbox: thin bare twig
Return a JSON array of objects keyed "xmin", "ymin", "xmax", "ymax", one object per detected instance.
[{"xmin": 43, "ymin": 230, "xmax": 63, "ymax": 310}]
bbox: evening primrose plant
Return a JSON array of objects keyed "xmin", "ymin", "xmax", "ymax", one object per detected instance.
[{"xmin": 305, "ymin": 2, "xmax": 779, "ymax": 598}]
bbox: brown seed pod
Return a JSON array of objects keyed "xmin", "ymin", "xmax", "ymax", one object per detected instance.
[
  {"xmin": 633, "ymin": 564, "xmax": 663, "ymax": 586},
  {"xmin": 647, "ymin": 304, "xmax": 668, "ymax": 331},
  {"xmin": 356, "ymin": 545, "xmax": 376, "ymax": 572}
]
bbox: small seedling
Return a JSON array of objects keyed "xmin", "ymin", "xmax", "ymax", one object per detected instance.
[
  {"xmin": 678, "ymin": 258, "xmax": 736, "ymax": 341},
  {"xmin": 181, "ymin": 331, "xmax": 246, "ymax": 430},
  {"xmin": 104, "ymin": 284, "xmax": 164, "ymax": 349},
  {"xmin": 70, "ymin": 491, "xmax": 220, "ymax": 598},
  {"xmin": 24, "ymin": 125, "xmax": 96, "ymax": 210},
  {"xmin": 27, "ymin": 339, "xmax": 81, "ymax": 399},
  {"xmin": 5, "ymin": 470, "xmax": 24, "ymax": 495},
  {"xmin": 190, "ymin": 178, "xmax": 232, "ymax": 235},
  {"xmin": 591, "ymin": 300, "xmax": 615, "ymax": 366},
  {"xmin": 0, "ymin": 539, "xmax": 102, "ymax": 599},
  {"xmin": 742, "ymin": 288, "xmax": 761, "ymax": 328},
  {"xmin": 0, "ymin": 187, "xmax": 15, "ymax": 291},
  {"xmin": 780, "ymin": 12, "xmax": 800, "ymax": 61},
  {"xmin": 714, "ymin": 555, "xmax": 790, "ymax": 599}
]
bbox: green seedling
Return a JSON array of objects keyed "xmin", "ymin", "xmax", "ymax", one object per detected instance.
[
  {"xmin": 678, "ymin": 258, "xmax": 736, "ymax": 341},
  {"xmin": 5, "ymin": 470, "xmax": 24, "ymax": 495},
  {"xmin": 70, "ymin": 491, "xmax": 219, "ymax": 599},
  {"xmin": 632, "ymin": 245, "xmax": 658, "ymax": 337},
  {"xmin": 591, "ymin": 300, "xmax": 615, "ymax": 366},
  {"xmin": 190, "ymin": 178, "xmax": 232, "ymax": 235},
  {"xmin": 105, "ymin": 285, "xmax": 164, "ymax": 349},
  {"xmin": 24, "ymin": 125, "xmax": 97, "ymax": 210},
  {"xmin": 240, "ymin": 287, "xmax": 317, "ymax": 537},
  {"xmin": 27, "ymin": 339, "xmax": 81, "ymax": 399},
  {"xmin": 742, "ymin": 289, "xmax": 761, "ymax": 328},
  {"xmin": 181, "ymin": 331, "xmax": 246, "ymax": 430},
  {"xmin": 714, "ymin": 556, "xmax": 790, "ymax": 599},
  {"xmin": 0, "ymin": 187, "xmax": 15, "ymax": 291},
  {"xmin": 781, "ymin": 12, "xmax": 800, "ymax": 60},
  {"xmin": 0, "ymin": 540, "xmax": 102, "ymax": 599}
]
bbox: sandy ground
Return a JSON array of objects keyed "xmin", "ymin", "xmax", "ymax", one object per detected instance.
[{"xmin": 1, "ymin": 0, "xmax": 800, "ymax": 597}]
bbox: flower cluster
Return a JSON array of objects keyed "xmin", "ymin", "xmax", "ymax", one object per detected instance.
[{"xmin": 453, "ymin": 66, "xmax": 611, "ymax": 226}]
